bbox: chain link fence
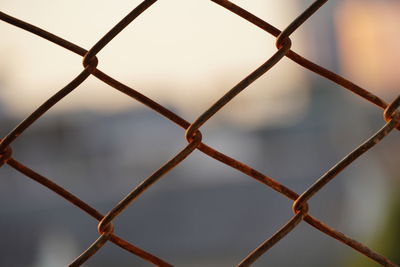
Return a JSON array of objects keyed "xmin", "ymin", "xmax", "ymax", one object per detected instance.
[{"xmin": 0, "ymin": 0, "xmax": 399, "ymax": 266}]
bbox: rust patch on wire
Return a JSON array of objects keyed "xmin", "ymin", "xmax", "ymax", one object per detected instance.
[{"xmin": 0, "ymin": 0, "xmax": 399, "ymax": 266}]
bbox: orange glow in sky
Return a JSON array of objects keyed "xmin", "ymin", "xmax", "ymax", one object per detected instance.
[{"xmin": 335, "ymin": 1, "xmax": 400, "ymax": 98}]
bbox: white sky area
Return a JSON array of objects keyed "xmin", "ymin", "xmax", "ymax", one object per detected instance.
[{"xmin": 0, "ymin": 0, "xmax": 309, "ymax": 127}]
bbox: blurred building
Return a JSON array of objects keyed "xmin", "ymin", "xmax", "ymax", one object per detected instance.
[{"xmin": 0, "ymin": 96, "xmax": 395, "ymax": 266}]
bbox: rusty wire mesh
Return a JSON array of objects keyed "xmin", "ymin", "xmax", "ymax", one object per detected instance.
[{"xmin": 0, "ymin": 0, "xmax": 399, "ymax": 266}]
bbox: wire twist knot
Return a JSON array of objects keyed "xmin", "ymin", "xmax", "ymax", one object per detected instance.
[
  {"xmin": 292, "ymin": 198, "xmax": 309, "ymax": 218},
  {"xmin": 97, "ymin": 218, "xmax": 115, "ymax": 236},
  {"xmin": 0, "ymin": 140, "xmax": 12, "ymax": 167},
  {"xmin": 82, "ymin": 53, "xmax": 99, "ymax": 73},
  {"xmin": 384, "ymin": 95, "xmax": 400, "ymax": 130}
]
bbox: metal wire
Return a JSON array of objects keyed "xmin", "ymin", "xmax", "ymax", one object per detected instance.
[{"xmin": 0, "ymin": 0, "xmax": 399, "ymax": 266}]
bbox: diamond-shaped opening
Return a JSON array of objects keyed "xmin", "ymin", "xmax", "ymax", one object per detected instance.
[{"xmin": 113, "ymin": 154, "xmax": 293, "ymax": 265}]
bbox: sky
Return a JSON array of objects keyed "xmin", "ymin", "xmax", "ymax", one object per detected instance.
[
  {"xmin": 335, "ymin": 0, "xmax": 400, "ymax": 96},
  {"xmin": 0, "ymin": 0, "xmax": 309, "ymax": 127}
]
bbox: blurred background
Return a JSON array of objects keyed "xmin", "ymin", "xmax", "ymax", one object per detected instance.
[{"xmin": 0, "ymin": 0, "xmax": 399, "ymax": 266}]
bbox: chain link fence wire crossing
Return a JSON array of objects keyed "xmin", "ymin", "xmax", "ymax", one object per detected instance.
[{"xmin": 0, "ymin": 0, "xmax": 399, "ymax": 266}]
